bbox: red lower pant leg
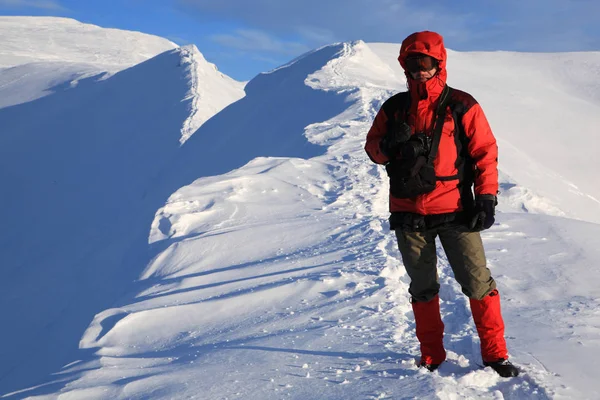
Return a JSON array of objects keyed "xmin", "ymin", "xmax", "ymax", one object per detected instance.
[
  {"xmin": 412, "ymin": 294, "xmax": 446, "ymax": 364},
  {"xmin": 469, "ymin": 289, "xmax": 508, "ymax": 361}
]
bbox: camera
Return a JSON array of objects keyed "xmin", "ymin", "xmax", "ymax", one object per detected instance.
[
  {"xmin": 400, "ymin": 132, "xmax": 431, "ymax": 159},
  {"xmin": 380, "ymin": 121, "xmax": 412, "ymax": 157}
]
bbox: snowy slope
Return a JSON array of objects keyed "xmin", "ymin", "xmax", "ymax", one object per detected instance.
[
  {"xmin": 0, "ymin": 17, "xmax": 178, "ymax": 69},
  {"xmin": 176, "ymin": 46, "xmax": 246, "ymax": 144},
  {"xmin": 0, "ymin": 16, "xmax": 178, "ymax": 109},
  {"xmin": 0, "ymin": 62, "xmax": 109, "ymax": 109},
  {"xmin": 0, "ymin": 16, "xmax": 244, "ymax": 130},
  {"xmin": 3, "ymin": 39, "xmax": 600, "ymax": 400},
  {"xmin": 368, "ymin": 43, "xmax": 600, "ymax": 225},
  {"xmin": 0, "ymin": 43, "xmax": 243, "ymax": 397}
]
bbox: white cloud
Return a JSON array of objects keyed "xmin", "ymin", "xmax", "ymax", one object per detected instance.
[{"xmin": 0, "ymin": 0, "xmax": 65, "ymax": 10}]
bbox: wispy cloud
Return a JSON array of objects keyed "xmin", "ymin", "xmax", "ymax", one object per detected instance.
[
  {"xmin": 294, "ymin": 26, "xmax": 338, "ymax": 45},
  {"xmin": 0, "ymin": 0, "xmax": 65, "ymax": 10},
  {"xmin": 176, "ymin": 0, "xmax": 471, "ymax": 46},
  {"xmin": 166, "ymin": 35, "xmax": 192, "ymax": 46},
  {"xmin": 211, "ymin": 29, "xmax": 310, "ymax": 55},
  {"xmin": 177, "ymin": 0, "xmax": 600, "ymax": 52},
  {"xmin": 454, "ymin": 0, "xmax": 600, "ymax": 52}
]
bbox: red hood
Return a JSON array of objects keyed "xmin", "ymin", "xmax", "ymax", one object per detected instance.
[{"xmin": 398, "ymin": 31, "xmax": 447, "ymax": 100}]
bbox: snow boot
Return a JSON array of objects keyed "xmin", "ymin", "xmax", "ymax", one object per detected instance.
[
  {"xmin": 419, "ymin": 360, "xmax": 441, "ymax": 372},
  {"xmin": 412, "ymin": 294, "xmax": 446, "ymax": 368},
  {"xmin": 470, "ymin": 289, "xmax": 512, "ymax": 374},
  {"xmin": 483, "ymin": 359, "xmax": 519, "ymax": 377}
]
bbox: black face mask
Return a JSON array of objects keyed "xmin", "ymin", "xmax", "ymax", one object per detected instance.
[{"xmin": 405, "ymin": 55, "xmax": 439, "ymax": 73}]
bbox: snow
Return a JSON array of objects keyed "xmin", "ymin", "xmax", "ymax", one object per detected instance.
[
  {"xmin": 0, "ymin": 17, "xmax": 178, "ymax": 69},
  {"xmin": 176, "ymin": 45, "xmax": 246, "ymax": 144},
  {"xmin": 0, "ymin": 18, "xmax": 244, "ymax": 398},
  {"xmin": 0, "ymin": 62, "xmax": 105, "ymax": 109},
  {"xmin": 0, "ymin": 16, "xmax": 178, "ymax": 109},
  {"xmin": 368, "ymin": 43, "xmax": 600, "ymax": 225},
  {"xmin": 1, "ymin": 19, "xmax": 600, "ymax": 400},
  {"xmin": 0, "ymin": 16, "xmax": 244, "ymax": 134}
]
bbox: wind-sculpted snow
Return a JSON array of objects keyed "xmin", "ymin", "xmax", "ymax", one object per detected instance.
[
  {"xmin": 176, "ymin": 45, "xmax": 245, "ymax": 144},
  {"xmin": 4, "ymin": 36, "xmax": 600, "ymax": 400},
  {"xmin": 0, "ymin": 62, "xmax": 109, "ymax": 109},
  {"xmin": 155, "ymin": 42, "xmax": 353, "ymax": 188},
  {"xmin": 0, "ymin": 45, "xmax": 243, "ymax": 397},
  {"xmin": 0, "ymin": 38, "xmax": 353, "ymax": 399},
  {"xmin": 0, "ymin": 16, "xmax": 182, "ymax": 110},
  {"xmin": 0, "ymin": 17, "xmax": 177, "ymax": 69}
]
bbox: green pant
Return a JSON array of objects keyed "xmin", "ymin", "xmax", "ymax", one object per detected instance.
[{"xmin": 395, "ymin": 224, "xmax": 496, "ymax": 302}]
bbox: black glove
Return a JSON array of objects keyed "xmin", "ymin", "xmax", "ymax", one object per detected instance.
[
  {"xmin": 379, "ymin": 122, "xmax": 412, "ymax": 158},
  {"xmin": 469, "ymin": 194, "xmax": 497, "ymax": 232}
]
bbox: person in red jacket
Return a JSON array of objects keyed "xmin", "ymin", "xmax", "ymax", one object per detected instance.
[{"xmin": 365, "ymin": 31, "xmax": 519, "ymax": 378}]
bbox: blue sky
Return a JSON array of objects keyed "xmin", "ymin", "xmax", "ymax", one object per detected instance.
[{"xmin": 1, "ymin": 0, "xmax": 599, "ymax": 81}]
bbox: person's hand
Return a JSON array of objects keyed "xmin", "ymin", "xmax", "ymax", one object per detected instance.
[
  {"xmin": 469, "ymin": 195, "xmax": 498, "ymax": 231},
  {"xmin": 379, "ymin": 122, "xmax": 412, "ymax": 158}
]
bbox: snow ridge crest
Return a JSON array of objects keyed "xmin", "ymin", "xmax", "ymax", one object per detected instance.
[{"xmin": 177, "ymin": 44, "xmax": 245, "ymax": 144}]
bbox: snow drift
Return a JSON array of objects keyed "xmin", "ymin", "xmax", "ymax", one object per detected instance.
[
  {"xmin": 0, "ymin": 41, "xmax": 244, "ymax": 396},
  {"xmin": 0, "ymin": 16, "xmax": 179, "ymax": 109},
  {"xmin": 0, "ymin": 17, "xmax": 178, "ymax": 69}
]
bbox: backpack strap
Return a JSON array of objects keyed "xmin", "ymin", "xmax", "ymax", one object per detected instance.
[
  {"xmin": 383, "ymin": 86, "xmax": 468, "ymax": 187},
  {"xmin": 426, "ymin": 85, "xmax": 452, "ymax": 165},
  {"xmin": 383, "ymin": 92, "xmax": 410, "ymax": 138},
  {"xmin": 447, "ymin": 90, "xmax": 476, "ymax": 212}
]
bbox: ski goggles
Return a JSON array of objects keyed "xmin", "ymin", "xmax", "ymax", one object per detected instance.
[{"xmin": 404, "ymin": 55, "xmax": 439, "ymax": 73}]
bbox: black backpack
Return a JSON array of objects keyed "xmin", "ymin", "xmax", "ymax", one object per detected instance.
[{"xmin": 382, "ymin": 85, "xmax": 476, "ymax": 212}]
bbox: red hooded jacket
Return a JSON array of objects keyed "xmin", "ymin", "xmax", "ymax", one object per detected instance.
[{"xmin": 365, "ymin": 31, "xmax": 498, "ymax": 215}]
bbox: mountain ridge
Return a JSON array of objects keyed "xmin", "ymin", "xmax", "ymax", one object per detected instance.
[
  {"xmin": 0, "ymin": 16, "xmax": 178, "ymax": 68},
  {"xmin": 1, "ymin": 21, "xmax": 600, "ymax": 399},
  {"xmin": 0, "ymin": 35, "xmax": 243, "ymax": 397}
]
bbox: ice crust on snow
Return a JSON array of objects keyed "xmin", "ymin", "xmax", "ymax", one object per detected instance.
[{"xmin": 1, "ymin": 20, "xmax": 600, "ymax": 400}]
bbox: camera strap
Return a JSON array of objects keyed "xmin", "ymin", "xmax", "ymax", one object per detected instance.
[{"xmin": 426, "ymin": 85, "xmax": 452, "ymax": 165}]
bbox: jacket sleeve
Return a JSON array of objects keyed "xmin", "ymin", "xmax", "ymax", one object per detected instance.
[
  {"xmin": 462, "ymin": 103, "xmax": 499, "ymax": 196},
  {"xmin": 364, "ymin": 107, "xmax": 391, "ymax": 164}
]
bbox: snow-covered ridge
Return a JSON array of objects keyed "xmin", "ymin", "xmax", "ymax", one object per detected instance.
[
  {"xmin": 368, "ymin": 42, "xmax": 600, "ymax": 224},
  {"xmin": 0, "ymin": 61, "xmax": 106, "ymax": 108},
  {"xmin": 0, "ymin": 40, "xmax": 244, "ymax": 397},
  {"xmin": 177, "ymin": 45, "xmax": 245, "ymax": 144},
  {"xmin": 0, "ymin": 16, "xmax": 178, "ymax": 68},
  {"xmin": 266, "ymin": 40, "xmax": 600, "ymax": 225},
  {"xmin": 4, "ymin": 36, "xmax": 600, "ymax": 399},
  {"xmin": 0, "ymin": 16, "xmax": 182, "ymax": 109},
  {"xmin": 25, "ymin": 39, "xmax": 600, "ymax": 399},
  {"xmin": 0, "ymin": 15, "xmax": 245, "ymax": 139}
]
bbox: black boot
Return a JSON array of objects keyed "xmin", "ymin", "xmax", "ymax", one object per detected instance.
[
  {"xmin": 419, "ymin": 360, "xmax": 441, "ymax": 372},
  {"xmin": 483, "ymin": 359, "xmax": 519, "ymax": 377}
]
